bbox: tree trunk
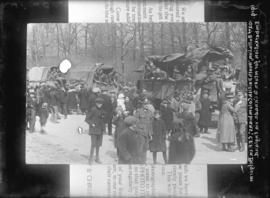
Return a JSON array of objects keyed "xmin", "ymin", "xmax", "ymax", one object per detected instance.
[
  {"xmin": 151, "ymin": 23, "xmax": 155, "ymax": 54},
  {"xmin": 32, "ymin": 26, "xmax": 38, "ymax": 65},
  {"xmin": 84, "ymin": 24, "xmax": 88, "ymax": 54},
  {"xmin": 225, "ymin": 22, "xmax": 231, "ymax": 49},
  {"xmin": 182, "ymin": 22, "xmax": 187, "ymax": 53},
  {"xmin": 67, "ymin": 24, "xmax": 71, "ymax": 56},
  {"xmin": 112, "ymin": 24, "xmax": 117, "ymax": 60},
  {"xmin": 133, "ymin": 23, "xmax": 137, "ymax": 60},
  {"xmin": 160, "ymin": 23, "xmax": 164, "ymax": 54},
  {"xmin": 205, "ymin": 22, "xmax": 211, "ymax": 46},
  {"xmin": 169, "ymin": 23, "xmax": 175, "ymax": 53},
  {"xmin": 56, "ymin": 24, "xmax": 60, "ymax": 57},
  {"xmin": 120, "ymin": 24, "xmax": 125, "ymax": 80},
  {"xmin": 193, "ymin": 23, "xmax": 199, "ymax": 45},
  {"xmin": 74, "ymin": 24, "xmax": 78, "ymax": 54},
  {"xmin": 140, "ymin": 23, "xmax": 145, "ymax": 58}
]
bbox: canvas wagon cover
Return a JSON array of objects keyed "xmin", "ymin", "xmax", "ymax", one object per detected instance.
[
  {"xmin": 66, "ymin": 68, "xmax": 92, "ymax": 81},
  {"xmin": 28, "ymin": 67, "xmax": 50, "ymax": 81}
]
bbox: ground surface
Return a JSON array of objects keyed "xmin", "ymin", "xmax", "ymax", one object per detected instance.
[{"xmin": 26, "ymin": 114, "xmax": 247, "ymax": 164}]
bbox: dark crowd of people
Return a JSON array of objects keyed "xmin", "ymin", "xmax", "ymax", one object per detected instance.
[
  {"xmin": 26, "ymin": 64, "xmax": 247, "ymax": 165},
  {"xmin": 83, "ymin": 84, "xmax": 199, "ymax": 165}
]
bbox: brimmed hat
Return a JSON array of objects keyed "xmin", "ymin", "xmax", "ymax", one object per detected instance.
[{"xmin": 124, "ymin": 116, "xmax": 138, "ymax": 126}]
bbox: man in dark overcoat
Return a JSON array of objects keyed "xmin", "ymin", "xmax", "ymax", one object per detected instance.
[
  {"xmin": 59, "ymin": 86, "xmax": 68, "ymax": 119},
  {"xmin": 100, "ymin": 89, "xmax": 114, "ymax": 136},
  {"xmin": 78, "ymin": 84, "xmax": 89, "ymax": 114},
  {"xmin": 198, "ymin": 90, "xmax": 212, "ymax": 134},
  {"xmin": 168, "ymin": 121, "xmax": 195, "ymax": 164},
  {"xmin": 85, "ymin": 97, "xmax": 107, "ymax": 164},
  {"xmin": 117, "ymin": 116, "xmax": 144, "ymax": 164},
  {"xmin": 160, "ymin": 99, "xmax": 174, "ymax": 132}
]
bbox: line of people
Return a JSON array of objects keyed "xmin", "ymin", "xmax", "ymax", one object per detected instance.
[{"xmin": 26, "ymin": 81, "xmax": 68, "ymax": 133}]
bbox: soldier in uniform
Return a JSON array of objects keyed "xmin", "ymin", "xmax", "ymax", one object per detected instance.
[
  {"xmin": 85, "ymin": 97, "xmax": 107, "ymax": 164},
  {"xmin": 234, "ymin": 91, "xmax": 247, "ymax": 152},
  {"xmin": 134, "ymin": 99, "xmax": 155, "ymax": 163}
]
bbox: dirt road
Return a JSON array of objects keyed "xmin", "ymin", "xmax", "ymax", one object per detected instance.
[{"xmin": 26, "ymin": 115, "xmax": 247, "ymax": 164}]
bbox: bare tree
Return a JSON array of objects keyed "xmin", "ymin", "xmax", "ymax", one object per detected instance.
[
  {"xmin": 139, "ymin": 23, "xmax": 145, "ymax": 58},
  {"xmin": 169, "ymin": 23, "xmax": 175, "ymax": 53},
  {"xmin": 160, "ymin": 23, "xmax": 164, "ymax": 54},
  {"xmin": 151, "ymin": 23, "xmax": 155, "ymax": 54},
  {"xmin": 225, "ymin": 22, "xmax": 231, "ymax": 49},
  {"xmin": 84, "ymin": 24, "xmax": 88, "ymax": 54},
  {"xmin": 205, "ymin": 22, "xmax": 219, "ymax": 47},
  {"xmin": 55, "ymin": 24, "xmax": 60, "ymax": 57},
  {"xmin": 133, "ymin": 23, "xmax": 137, "ymax": 60}
]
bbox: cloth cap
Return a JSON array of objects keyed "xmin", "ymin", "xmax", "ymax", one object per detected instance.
[{"xmin": 124, "ymin": 116, "xmax": 138, "ymax": 126}]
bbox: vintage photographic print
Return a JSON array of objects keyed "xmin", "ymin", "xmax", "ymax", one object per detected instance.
[
  {"xmin": 1, "ymin": 0, "xmax": 269, "ymax": 197},
  {"xmin": 26, "ymin": 22, "xmax": 247, "ymax": 165}
]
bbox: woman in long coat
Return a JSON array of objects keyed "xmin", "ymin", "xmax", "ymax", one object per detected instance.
[
  {"xmin": 149, "ymin": 111, "xmax": 167, "ymax": 164},
  {"xmin": 218, "ymin": 94, "xmax": 236, "ymax": 152},
  {"xmin": 198, "ymin": 90, "xmax": 212, "ymax": 133},
  {"xmin": 113, "ymin": 106, "xmax": 127, "ymax": 158}
]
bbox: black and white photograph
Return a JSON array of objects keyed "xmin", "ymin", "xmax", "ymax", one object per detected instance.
[
  {"xmin": 25, "ymin": 22, "xmax": 247, "ymax": 165},
  {"xmin": 2, "ymin": 0, "xmax": 269, "ymax": 197}
]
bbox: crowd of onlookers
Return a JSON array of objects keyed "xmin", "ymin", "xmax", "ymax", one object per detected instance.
[{"xmin": 26, "ymin": 75, "xmax": 247, "ymax": 164}]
